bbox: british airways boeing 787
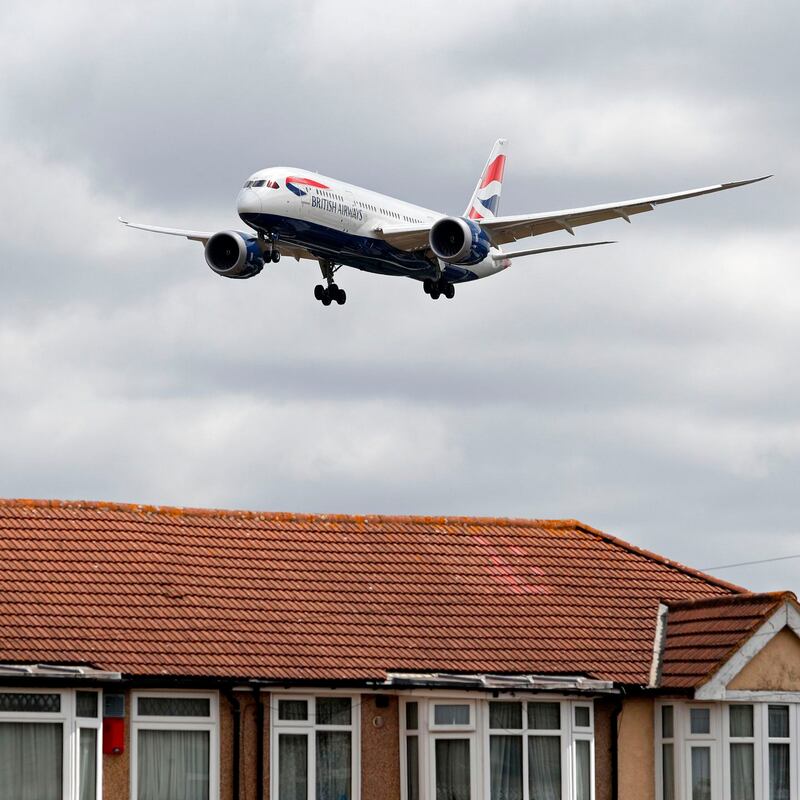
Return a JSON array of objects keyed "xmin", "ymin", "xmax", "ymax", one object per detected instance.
[{"xmin": 120, "ymin": 140, "xmax": 768, "ymax": 306}]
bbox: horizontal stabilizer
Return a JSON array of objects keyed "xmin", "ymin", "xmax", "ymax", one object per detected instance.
[{"xmin": 494, "ymin": 240, "xmax": 615, "ymax": 261}]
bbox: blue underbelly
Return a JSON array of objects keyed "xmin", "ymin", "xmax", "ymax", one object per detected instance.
[{"xmin": 240, "ymin": 213, "xmax": 478, "ymax": 282}]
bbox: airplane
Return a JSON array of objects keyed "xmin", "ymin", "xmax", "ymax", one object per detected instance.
[{"xmin": 119, "ymin": 139, "xmax": 768, "ymax": 306}]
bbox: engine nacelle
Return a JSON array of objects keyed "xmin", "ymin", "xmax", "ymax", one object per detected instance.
[
  {"xmin": 204, "ymin": 231, "xmax": 265, "ymax": 279},
  {"xmin": 429, "ymin": 216, "xmax": 491, "ymax": 265}
]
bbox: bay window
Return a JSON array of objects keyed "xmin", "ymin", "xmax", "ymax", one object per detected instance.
[
  {"xmin": 0, "ymin": 688, "xmax": 102, "ymax": 800},
  {"xmin": 656, "ymin": 702, "xmax": 799, "ymax": 800},
  {"xmin": 401, "ymin": 697, "xmax": 593, "ymax": 800},
  {"xmin": 271, "ymin": 694, "xmax": 358, "ymax": 800},
  {"xmin": 131, "ymin": 691, "xmax": 217, "ymax": 800}
]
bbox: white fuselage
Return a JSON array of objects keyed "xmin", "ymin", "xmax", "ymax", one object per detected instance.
[{"xmin": 236, "ymin": 167, "xmax": 508, "ymax": 282}]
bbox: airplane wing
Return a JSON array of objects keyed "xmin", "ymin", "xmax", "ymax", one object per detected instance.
[
  {"xmin": 118, "ymin": 217, "xmax": 214, "ymax": 243},
  {"xmin": 478, "ymin": 177, "xmax": 770, "ymax": 245},
  {"xmin": 372, "ymin": 223, "xmax": 431, "ymax": 251},
  {"xmin": 372, "ymin": 176, "xmax": 769, "ymax": 252},
  {"xmin": 118, "ymin": 217, "xmax": 315, "ymax": 262}
]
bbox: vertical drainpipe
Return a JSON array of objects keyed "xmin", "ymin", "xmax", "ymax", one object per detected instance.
[
  {"xmin": 254, "ymin": 686, "xmax": 264, "ymax": 800},
  {"xmin": 611, "ymin": 693, "xmax": 624, "ymax": 800},
  {"xmin": 223, "ymin": 689, "xmax": 241, "ymax": 800}
]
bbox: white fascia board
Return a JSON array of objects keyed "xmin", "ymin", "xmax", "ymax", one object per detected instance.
[
  {"xmin": 649, "ymin": 603, "xmax": 669, "ymax": 688},
  {"xmin": 694, "ymin": 601, "xmax": 798, "ymax": 700}
]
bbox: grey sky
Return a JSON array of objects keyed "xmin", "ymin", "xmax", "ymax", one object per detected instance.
[{"xmin": 1, "ymin": 0, "xmax": 798, "ymax": 594}]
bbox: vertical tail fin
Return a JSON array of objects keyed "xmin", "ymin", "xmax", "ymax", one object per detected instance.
[{"xmin": 464, "ymin": 138, "xmax": 508, "ymax": 220}]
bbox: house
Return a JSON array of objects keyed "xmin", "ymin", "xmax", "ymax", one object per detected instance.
[{"xmin": 0, "ymin": 498, "xmax": 798, "ymax": 800}]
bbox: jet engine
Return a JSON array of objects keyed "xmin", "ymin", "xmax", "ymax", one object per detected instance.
[
  {"xmin": 429, "ymin": 217, "xmax": 491, "ymax": 265},
  {"xmin": 204, "ymin": 231, "xmax": 265, "ymax": 279}
]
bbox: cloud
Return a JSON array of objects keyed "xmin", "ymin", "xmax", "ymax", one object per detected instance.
[{"xmin": 0, "ymin": 0, "xmax": 798, "ymax": 599}]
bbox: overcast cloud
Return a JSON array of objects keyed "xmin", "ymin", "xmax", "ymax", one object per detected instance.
[{"xmin": 1, "ymin": 0, "xmax": 798, "ymax": 594}]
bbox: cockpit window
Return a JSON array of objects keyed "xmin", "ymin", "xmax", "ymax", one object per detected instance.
[
  {"xmin": 243, "ymin": 180, "xmax": 253, "ymax": 188},
  {"xmin": 252, "ymin": 179, "xmax": 266, "ymax": 187}
]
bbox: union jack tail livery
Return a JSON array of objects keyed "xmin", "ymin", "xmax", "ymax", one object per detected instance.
[{"xmin": 465, "ymin": 138, "xmax": 507, "ymax": 220}]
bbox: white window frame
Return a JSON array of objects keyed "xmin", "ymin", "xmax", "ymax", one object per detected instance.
[
  {"xmin": 400, "ymin": 694, "xmax": 594, "ymax": 800},
  {"xmin": 0, "ymin": 687, "xmax": 103, "ymax": 800},
  {"xmin": 270, "ymin": 691, "xmax": 361, "ymax": 800},
  {"xmin": 130, "ymin": 690, "xmax": 219, "ymax": 800},
  {"xmin": 656, "ymin": 701, "xmax": 800, "ymax": 800}
]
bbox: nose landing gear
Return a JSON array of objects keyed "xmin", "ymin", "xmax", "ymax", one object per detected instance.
[
  {"xmin": 423, "ymin": 277, "xmax": 455, "ymax": 300},
  {"xmin": 259, "ymin": 233, "xmax": 282, "ymax": 263},
  {"xmin": 315, "ymin": 259, "xmax": 346, "ymax": 306}
]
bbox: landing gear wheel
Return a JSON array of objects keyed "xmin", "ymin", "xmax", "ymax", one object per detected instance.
[
  {"xmin": 429, "ymin": 286, "xmax": 441, "ymax": 300},
  {"xmin": 314, "ymin": 284, "xmax": 325, "ymax": 300},
  {"xmin": 335, "ymin": 288, "xmax": 346, "ymax": 305},
  {"xmin": 443, "ymin": 282, "xmax": 455, "ymax": 299},
  {"xmin": 271, "ymin": 250, "xmax": 281, "ymax": 263},
  {"xmin": 321, "ymin": 290, "xmax": 332, "ymax": 306},
  {"xmin": 423, "ymin": 279, "xmax": 433, "ymax": 295}
]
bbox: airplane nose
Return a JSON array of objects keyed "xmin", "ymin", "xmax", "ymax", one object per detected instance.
[{"xmin": 237, "ymin": 189, "xmax": 262, "ymax": 215}]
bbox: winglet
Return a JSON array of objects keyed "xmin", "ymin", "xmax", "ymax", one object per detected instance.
[{"xmin": 118, "ymin": 216, "xmax": 129, "ymax": 225}]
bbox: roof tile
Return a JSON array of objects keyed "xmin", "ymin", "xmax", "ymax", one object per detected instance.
[{"xmin": 0, "ymin": 498, "xmax": 743, "ymax": 685}]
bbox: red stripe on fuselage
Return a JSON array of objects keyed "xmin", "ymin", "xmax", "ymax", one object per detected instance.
[
  {"xmin": 480, "ymin": 155, "xmax": 506, "ymax": 188},
  {"xmin": 286, "ymin": 176, "xmax": 329, "ymax": 188}
]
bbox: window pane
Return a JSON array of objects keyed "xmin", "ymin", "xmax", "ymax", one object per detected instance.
[
  {"xmin": 435, "ymin": 739, "xmax": 471, "ymax": 800},
  {"xmin": 528, "ymin": 736, "xmax": 561, "ymax": 800},
  {"xmin": 769, "ymin": 743, "xmax": 790, "ymax": 800},
  {"xmin": 434, "ymin": 704, "xmax": 470, "ymax": 726},
  {"xmin": 279, "ymin": 699, "xmax": 308, "ymax": 722},
  {"xmin": 316, "ymin": 698, "xmax": 351, "ymax": 727},
  {"xmin": 576, "ymin": 740, "xmax": 591, "ymax": 800},
  {"xmin": 730, "ymin": 706, "xmax": 753, "ymax": 738},
  {"xmin": 528, "ymin": 703, "xmax": 561, "ymax": 730},
  {"xmin": 406, "ymin": 736, "xmax": 419, "ymax": 800},
  {"xmin": 768, "ymin": 706, "xmax": 789, "ymax": 738},
  {"xmin": 77, "ymin": 692, "xmax": 99, "ymax": 719},
  {"xmin": 730, "ymin": 743, "xmax": 754, "ymax": 800},
  {"xmin": 0, "ymin": 693, "xmax": 60, "ymax": 713},
  {"xmin": 575, "ymin": 706, "xmax": 591, "ymax": 729},
  {"xmin": 691, "ymin": 747, "xmax": 711, "ymax": 800},
  {"xmin": 79, "ymin": 728, "xmax": 97, "ymax": 800},
  {"xmin": 490, "ymin": 702, "xmax": 522, "ymax": 730},
  {"xmin": 490, "ymin": 736, "xmax": 522, "ymax": 800},
  {"xmin": 405, "ymin": 702, "xmax": 418, "ymax": 731},
  {"xmin": 690, "ymin": 708, "xmax": 710, "ymax": 735},
  {"xmin": 279, "ymin": 734, "xmax": 307, "ymax": 800},
  {"xmin": 662, "ymin": 743, "xmax": 675, "ymax": 800},
  {"xmin": 137, "ymin": 730, "xmax": 209, "ymax": 800},
  {"xmin": 662, "ymin": 706, "xmax": 674, "ymax": 739},
  {"xmin": 0, "ymin": 722, "xmax": 62, "ymax": 800},
  {"xmin": 316, "ymin": 731, "xmax": 351, "ymax": 800},
  {"xmin": 137, "ymin": 697, "xmax": 210, "ymax": 717}
]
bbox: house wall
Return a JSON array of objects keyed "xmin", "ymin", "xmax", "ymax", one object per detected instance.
[
  {"xmin": 593, "ymin": 698, "xmax": 615, "ymax": 800},
  {"xmin": 727, "ymin": 626, "xmax": 800, "ymax": 691},
  {"xmin": 617, "ymin": 696, "xmax": 655, "ymax": 800},
  {"xmin": 360, "ymin": 694, "xmax": 400, "ymax": 800},
  {"xmin": 103, "ymin": 688, "xmax": 130, "ymax": 800}
]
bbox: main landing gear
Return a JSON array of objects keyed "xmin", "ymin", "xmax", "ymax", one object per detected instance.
[
  {"xmin": 315, "ymin": 259, "xmax": 346, "ymax": 306},
  {"xmin": 423, "ymin": 277, "xmax": 455, "ymax": 300}
]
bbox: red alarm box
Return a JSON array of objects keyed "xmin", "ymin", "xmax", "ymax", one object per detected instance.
[{"xmin": 103, "ymin": 717, "xmax": 125, "ymax": 755}]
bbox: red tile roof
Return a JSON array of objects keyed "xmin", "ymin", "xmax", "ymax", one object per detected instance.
[
  {"xmin": 659, "ymin": 592, "xmax": 797, "ymax": 689},
  {"xmin": 0, "ymin": 499, "xmax": 743, "ymax": 685}
]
